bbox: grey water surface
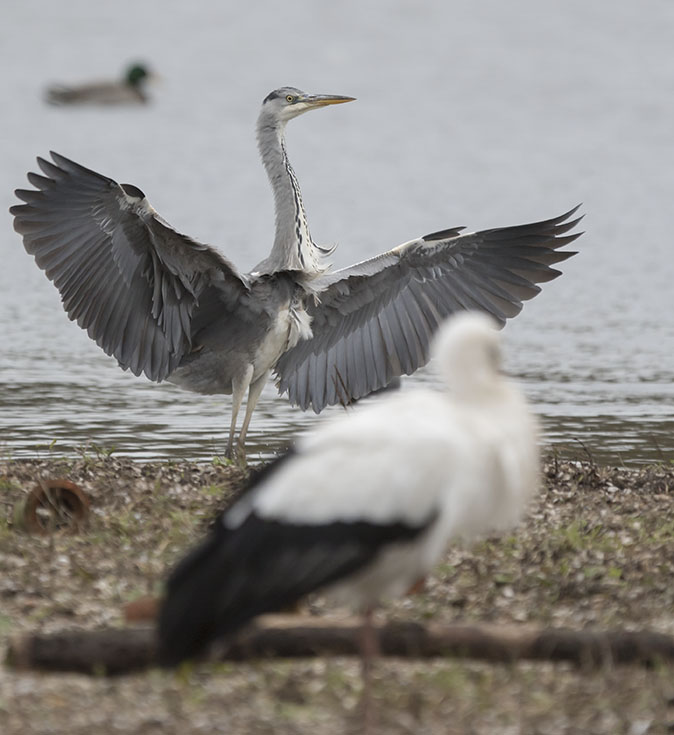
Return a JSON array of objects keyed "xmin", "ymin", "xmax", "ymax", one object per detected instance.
[{"xmin": 1, "ymin": 0, "xmax": 673, "ymax": 465}]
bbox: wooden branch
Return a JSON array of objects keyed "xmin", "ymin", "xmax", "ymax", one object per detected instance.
[{"xmin": 7, "ymin": 617, "xmax": 674, "ymax": 676}]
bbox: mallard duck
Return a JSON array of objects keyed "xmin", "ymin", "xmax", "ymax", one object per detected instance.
[{"xmin": 45, "ymin": 62, "xmax": 152, "ymax": 106}]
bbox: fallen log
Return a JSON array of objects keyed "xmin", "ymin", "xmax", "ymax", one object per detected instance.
[{"xmin": 7, "ymin": 618, "xmax": 674, "ymax": 676}]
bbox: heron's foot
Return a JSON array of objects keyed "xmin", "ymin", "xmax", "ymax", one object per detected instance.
[{"xmin": 223, "ymin": 435, "xmax": 248, "ymax": 467}]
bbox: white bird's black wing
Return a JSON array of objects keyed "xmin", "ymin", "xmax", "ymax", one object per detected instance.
[
  {"xmin": 11, "ymin": 152, "xmax": 249, "ymax": 382},
  {"xmin": 275, "ymin": 207, "xmax": 582, "ymax": 411},
  {"xmin": 158, "ymin": 511, "xmax": 432, "ymax": 665}
]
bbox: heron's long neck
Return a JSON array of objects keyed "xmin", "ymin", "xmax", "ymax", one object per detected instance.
[{"xmin": 256, "ymin": 119, "xmax": 321, "ymax": 274}]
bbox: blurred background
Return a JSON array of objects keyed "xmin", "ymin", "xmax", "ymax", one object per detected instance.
[{"xmin": 1, "ymin": 0, "xmax": 673, "ymax": 464}]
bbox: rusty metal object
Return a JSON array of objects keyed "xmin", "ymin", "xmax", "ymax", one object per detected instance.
[
  {"xmin": 14, "ymin": 479, "xmax": 90, "ymax": 534},
  {"xmin": 124, "ymin": 596, "xmax": 160, "ymax": 623}
]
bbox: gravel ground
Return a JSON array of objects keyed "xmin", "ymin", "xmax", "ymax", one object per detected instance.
[{"xmin": 0, "ymin": 453, "xmax": 673, "ymax": 734}]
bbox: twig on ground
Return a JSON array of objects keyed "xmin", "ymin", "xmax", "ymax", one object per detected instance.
[{"xmin": 7, "ymin": 618, "xmax": 674, "ymax": 675}]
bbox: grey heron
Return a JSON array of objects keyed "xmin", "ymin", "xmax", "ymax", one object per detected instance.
[
  {"xmin": 45, "ymin": 63, "xmax": 152, "ymax": 106},
  {"xmin": 158, "ymin": 312, "xmax": 540, "ymax": 674},
  {"xmin": 11, "ymin": 86, "xmax": 581, "ymax": 459}
]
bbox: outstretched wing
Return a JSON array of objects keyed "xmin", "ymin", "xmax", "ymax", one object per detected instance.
[
  {"xmin": 11, "ymin": 152, "xmax": 249, "ymax": 382},
  {"xmin": 275, "ymin": 207, "xmax": 582, "ymax": 411}
]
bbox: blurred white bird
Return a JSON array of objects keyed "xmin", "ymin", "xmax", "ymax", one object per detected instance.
[{"xmin": 157, "ymin": 311, "xmax": 540, "ymax": 670}]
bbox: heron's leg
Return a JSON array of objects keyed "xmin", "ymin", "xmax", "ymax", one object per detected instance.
[
  {"xmin": 226, "ymin": 365, "xmax": 254, "ymax": 459},
  {"xmin": 236, "ymin": 370, "xmax": 270, "ymax": 460}
]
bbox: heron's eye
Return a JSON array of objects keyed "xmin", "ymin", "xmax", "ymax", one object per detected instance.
[{"xmin": 286, "ymin": 95, "xmax": 294, "ymax": 103}]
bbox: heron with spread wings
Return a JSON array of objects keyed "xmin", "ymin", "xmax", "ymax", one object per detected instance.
[{"xmin": 11, "ymin": 87, "xmax": 582, "ymax": 460}]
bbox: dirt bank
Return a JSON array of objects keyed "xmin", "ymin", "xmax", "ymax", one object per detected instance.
[{"xmin": 0, "ymin": 455, "xmax": 672, "ymax": 734}]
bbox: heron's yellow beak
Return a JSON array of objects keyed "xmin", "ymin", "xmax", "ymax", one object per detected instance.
[{"xmin": 304, "ymin": 94, "xmax": 356, "ymax": 107}]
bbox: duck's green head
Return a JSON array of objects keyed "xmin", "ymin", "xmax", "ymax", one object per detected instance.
[{"xmin": 126, "ymin": 64, "xmax": 149, "ymax": 87}]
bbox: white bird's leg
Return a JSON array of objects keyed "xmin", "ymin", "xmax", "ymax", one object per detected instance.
[
  {"xmin": 235, "ymin": 370, "xmax": 270, "ymax": 462},
  {"xmin": 225, "ymin": 365, "xmax": 254, "ymax": 460},
  {"xmin": 359, "ymin": 607, "xmax": 379, "ymax": 734}
]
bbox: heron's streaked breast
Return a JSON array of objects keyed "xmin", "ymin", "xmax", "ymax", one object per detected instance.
[{"xmin": 251, "ymin": 298, "xmax": 311, "ymax": 382}]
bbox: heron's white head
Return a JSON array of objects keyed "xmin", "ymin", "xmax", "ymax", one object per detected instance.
[
  {"xmin": 432, "ymin": 312, "xmax": 503, "ymax": 398},
  {"xmin": 259, "ymin": 87, "xmax": 355, "ymax": 127}
]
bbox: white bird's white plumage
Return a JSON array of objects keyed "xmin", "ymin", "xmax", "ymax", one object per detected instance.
[{"xmin": 158, "ymin": 311, "xmax": 540, "ymax": 665}]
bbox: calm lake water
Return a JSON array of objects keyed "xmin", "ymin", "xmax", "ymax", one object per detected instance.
[{"xmin": 1, "ymin": 0, "xmax": 673, "ymax": 465}]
